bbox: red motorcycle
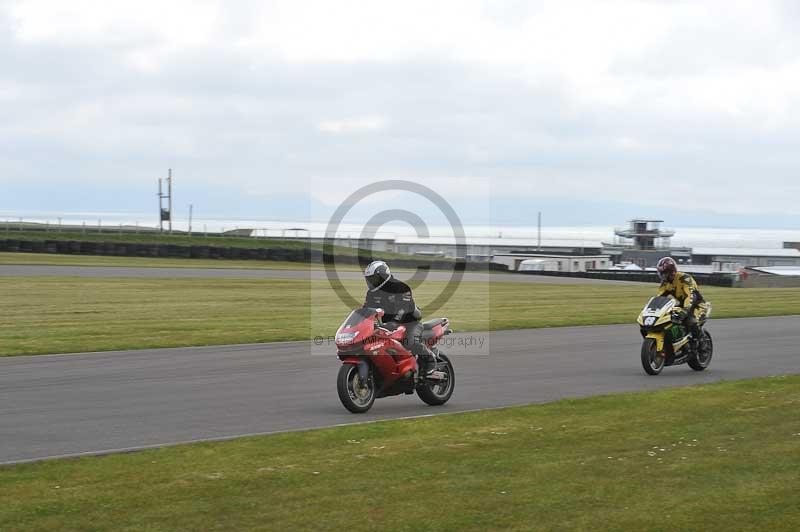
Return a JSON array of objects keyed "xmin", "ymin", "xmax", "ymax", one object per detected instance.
[{"xmin": 335, "ymin": 307, "xmax": 455, "ymax": 413}]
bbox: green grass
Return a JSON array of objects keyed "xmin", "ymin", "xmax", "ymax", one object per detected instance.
[
  {"xmin": 1, "ymin": 375, "xmax": 798, "ymax": 531},
  {"xmin": 1, "ymin": 277, "xmax": 799, "ymax": 356}
]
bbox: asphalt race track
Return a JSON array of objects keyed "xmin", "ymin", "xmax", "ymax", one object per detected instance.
[
  {"xmin": 2, "ymin": 316, "xmax": 799, "ymax": 464},
  {"xmin": 0, "ymin": 264, "xmax": 643, "ymax": 284}
]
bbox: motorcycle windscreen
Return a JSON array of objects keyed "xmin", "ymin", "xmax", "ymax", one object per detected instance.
[
  {"xmin": 646, "ymin": 296, "xmax": 674, "ymax": 311},
  {"xmin": 341, "ymin": 307, "xmax": 380, "ymax": 329}
]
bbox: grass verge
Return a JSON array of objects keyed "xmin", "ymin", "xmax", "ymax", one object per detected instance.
[
  {"xmin": 1, "ymin": 277, "xmax": 799, "ymax": 356},
  {"xmin": 1, "ymin": 375, "xmax": 798, "ymax": 531}
]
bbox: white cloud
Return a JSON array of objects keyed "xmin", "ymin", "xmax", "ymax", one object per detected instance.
[
  {"xmin": 317, "ymin": 116, "xmax": 387, "ymax": 134},
  {"xmin": 8, "ymin": 0, "xmax": 222, "ymax": 46},
  {"xmin": 1, "ymin": 0, "xmax": 800, "ymax": 221}
]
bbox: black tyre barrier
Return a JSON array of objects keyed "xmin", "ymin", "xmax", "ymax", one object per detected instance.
[
  {"xmin": 0, "ymin": 239, "xmax": 508, "ymax": 272},
  {"xmin": 190, "ymin": 246, "xmax": 209, "ymax": 259}
]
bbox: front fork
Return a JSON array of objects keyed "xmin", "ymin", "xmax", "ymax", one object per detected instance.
[
  {"xmin": 645, "ymin": 331, "xmax": 665, "ymax": 353},
  {"xmin": 340, "ymin": 356, "xmax": 371, "ymax": 385},
  {"xmin": 356, "ymin": 359, "xmax": 370, "ymax": 382}
]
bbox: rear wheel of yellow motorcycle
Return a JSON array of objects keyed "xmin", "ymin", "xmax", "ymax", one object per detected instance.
[
  {"xmin": 688, "ymin": 330, "xmax": 713, "ymax": 371},
  {"xmin": 641, "ymin": 338, "xmax": 665, "ymax": 375}
]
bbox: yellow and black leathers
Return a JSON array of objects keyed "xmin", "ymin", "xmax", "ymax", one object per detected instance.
[
  {"xmin": 656, "ymin": 271, "xmax": 708, "ymax": 334},
  {"xmin": 657, "ymin": 271, "xmax": 701, "ymax": 309}
]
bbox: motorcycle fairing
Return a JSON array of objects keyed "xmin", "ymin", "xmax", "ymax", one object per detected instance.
[{"xmin": 336, "ymin": 306, "xmax": 451, "ymax": 399}]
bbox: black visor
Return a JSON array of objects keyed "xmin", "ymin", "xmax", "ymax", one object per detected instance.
[
  {"xmin": 658, "ymin": 269, "xmax": 674, "ymax": 282},
  {"xmin": 366, "ymin": 271, "xmax": 388, "ymax": 289}
]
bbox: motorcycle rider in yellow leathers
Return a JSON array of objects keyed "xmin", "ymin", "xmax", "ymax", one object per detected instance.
[{"xmin": 655, "ymin": 257, "xmax": 709, "ymax": 343}]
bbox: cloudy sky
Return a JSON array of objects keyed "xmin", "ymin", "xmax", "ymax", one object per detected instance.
[{"xmin": 1, "ymin": 0, "xmax": 799, "ymax": 228}]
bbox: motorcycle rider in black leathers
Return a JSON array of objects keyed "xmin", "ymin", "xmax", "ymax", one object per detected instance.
[{"xmin": 363, "ymin": 260, "xmax": 436, "ymax": 375}]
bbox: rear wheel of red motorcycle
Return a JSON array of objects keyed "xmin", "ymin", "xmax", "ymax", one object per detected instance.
[
  {"xmin": 337, "ymin": 364, "xmax": 375, "ymax": 413},
  {"xmin": 417, "ymin": 353, "xmax": 455, "ymax": 406}
]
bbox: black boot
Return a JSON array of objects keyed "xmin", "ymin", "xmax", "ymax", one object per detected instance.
[
  {"xmin": 690, "ymin": 325, "xmax": 704, "ymax": 352},
  {"xmin": 683, "ymin": 314, "xmax": 702, "ymax": 345},
  {"xmin": 414, "ymin": 345, "xmax": 437, "ymax": 376}
]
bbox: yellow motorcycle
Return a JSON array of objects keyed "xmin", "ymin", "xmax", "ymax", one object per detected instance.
[{"xmin": 636, "ymin": 296, "xmax": 713, "ymax": 375}]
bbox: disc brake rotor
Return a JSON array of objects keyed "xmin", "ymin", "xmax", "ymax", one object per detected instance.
[{"xmin": 352, "ymin": 373, "xmax": 370, "ymax": 399}]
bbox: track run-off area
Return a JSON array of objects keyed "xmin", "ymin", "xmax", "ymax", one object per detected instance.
[
  {"xmin": 0, "ymin": 264, "xmax": 641, "ymax": 284},
  {"xmin": 2, "ymin": 315, "xmax": 799, "ymax": 464}
]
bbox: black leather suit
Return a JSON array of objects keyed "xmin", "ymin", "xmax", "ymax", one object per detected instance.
[{"xmin": 364, "ymin": 278, "xmax": 433, "ymax": 368}]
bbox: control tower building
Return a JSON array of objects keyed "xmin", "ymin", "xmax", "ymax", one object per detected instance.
[
  {"xmin": 603, "ymin": 219, "xmax": 691, "ymax": 267},
  {"xmin": 614, "ymin": 219, "xmax": 674, "ymax": 250}
]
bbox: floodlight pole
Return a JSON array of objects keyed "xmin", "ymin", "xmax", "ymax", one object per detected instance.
[
  {"xmin": 158, "ymin": 178, "xmax": 163, "ymax": 233},
  {"xmin": 537, "ymin": 211, "xmax": 542, "ymax": 251},
  {"xmin": 158, "ymin": 169, "xmax": 174, "ymax": 233},
  {"xmin": 168, "ymin": 168, "xmax": 173, "ymax": 234}
]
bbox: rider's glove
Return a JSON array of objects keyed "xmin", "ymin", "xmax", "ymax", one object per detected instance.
[{"xmin": 671, "ymin": 308, "xmax": 687, "ymax": 323}]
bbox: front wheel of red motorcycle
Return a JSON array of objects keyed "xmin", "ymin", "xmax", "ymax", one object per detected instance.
[
  {"xmin": 417, "ymin": 353, "xmax": 455, "ymax": 406},
  {"xmin": 337, "ymin": 364, "xmax": 375, "ymax": 413}
]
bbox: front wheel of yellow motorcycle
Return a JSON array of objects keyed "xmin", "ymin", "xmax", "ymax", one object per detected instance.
[{"xmin": 641, "ymin": 338, "xmax": 665, "ymax": 375}]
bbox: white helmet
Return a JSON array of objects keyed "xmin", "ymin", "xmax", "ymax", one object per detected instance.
[{"xmin": 364, "ymin": 260, "xmax": 392, "ymax": 291}]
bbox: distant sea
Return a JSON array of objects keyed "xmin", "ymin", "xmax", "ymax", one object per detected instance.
[{"xmin": 2, "ymin": 212, "xmax": 800, "ymax": 249}]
